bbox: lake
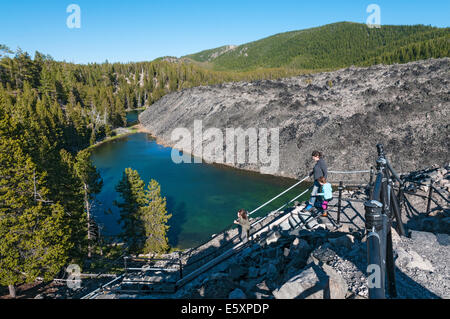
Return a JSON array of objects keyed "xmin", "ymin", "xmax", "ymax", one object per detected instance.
[
  {"xmin": 91, "ymin": 133, "xmax": 309, "ymax": 249},
  {"xmin": 126, "ymin": 109, "xmax": 143, "ymax": 126}
]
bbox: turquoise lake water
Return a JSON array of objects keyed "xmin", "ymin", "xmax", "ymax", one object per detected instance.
[
  {"xmin": 125, "ymin": 110, "xmax": 142, "ymax": 126},
  {"xmin": 91, "ymin": 133, "xmax": 309, "ymax": 249}
]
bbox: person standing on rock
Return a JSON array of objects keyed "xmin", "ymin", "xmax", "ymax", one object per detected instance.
[
  {"xmin": 234, "ymin": 209, "xmax": 251, "ymax": 244},
  {"xmin": 304, "ymin": 151, "xmax": 328, "ymax": 212}
]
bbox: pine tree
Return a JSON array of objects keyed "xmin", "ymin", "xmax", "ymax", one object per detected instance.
[
  {"xmin": 0, "ymin": 111, "xmax": 71, "ymax": 298},
  {"xmin": 74, "ymin": 149, "xmax": 103, "ymax": 258},
  {"xmin": 141, "ymin": 179, "xmax": 171, "ymax": 254},
  {"xmin": 114, "ymin": 168, "xmax": 147, "ymax": 255}
]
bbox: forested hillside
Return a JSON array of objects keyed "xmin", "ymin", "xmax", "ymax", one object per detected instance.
[
  {"xmin": 184, "ymin": 22, "xmax": 450, "ymax": 71},
  {"xmin": 0, "ymin": 45, "xmax": 303, "ymax": 296}
]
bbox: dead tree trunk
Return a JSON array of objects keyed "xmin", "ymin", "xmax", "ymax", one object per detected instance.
[
  {"xmin": 8, "ymin": 285, "xmax": 16, "ymax": 298},
  {"xmin": 84, "ymin": 183, "xmax": 92, "ymax": 258}
]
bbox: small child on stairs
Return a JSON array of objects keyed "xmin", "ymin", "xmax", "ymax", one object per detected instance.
[{"xmin": 316, "ymin": 176, "xmax": 333, "ymax": 217}]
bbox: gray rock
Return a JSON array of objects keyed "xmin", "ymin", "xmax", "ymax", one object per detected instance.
[
  {"xmin": 266, "ymin": 263, "xmax": 278, "ymax": 280},
  {"xmin": 266, "ymin": 231, "xmax": 282, "ymax": 245},
  {"xmin": 436, "ymin": 233, "xmax": 450, "ymax": 246},
  {"xmin": 322, "ymin": 264, "xmax": 348, "ymax": 299},
  {"xmin": 255, "ymin": 281, "xmax": 271, "ymax": 293},
  {"xmin": 395, "ymin": 247, "xmax": 435, "ymax": 272},
  {"xmin": 328, "ymin": 234, "xmax": 355, "ymax": 250},
  {"xmin": 258, "ymin": 267, "xmax": 268, "ymax": 276},
  {"xmin": 199, "ymin": 273, "xmax": 236, "ymax": 298},
  {"xmin": 260, "ymin": 247, "xmax": 275, "ymax": 259},
  {"xmin": 286, "ymin": 249, "xmax": 309, "ymax": 273},
  {"xmin": 312, "ymin": 244, "xmax": 338, "ymax": 264},
  {"xmin": 421, "ymin": 218, "xmax": 440, "ymax": 233},
  {"xmin": 273, "ymin": 264, "xmax": 328, "ymax": 299},
  {"xmin": 406, "ymin": 250, "xmax": 435, "ymax": 272},
  {"xmin": 247, "ymin": 267, "xmax": 259, "ymax": 279},
  {"xmin": 391, "ymin": 227, "xmax": 402, "ymax": 245},
  {"xmin": 289, "ymin": 239, "xmax": 311, "ymax": 258},
  {"xmin": 229, "ymin": 288, "xmax": 247, "ymax": 299},
  {"xmin": 229, "ymin": 263, "xmax": 247, "ymax": 281},
  {"xmin": 410, "ymin": 230, "xmax": 437, "ymax": 243},
  {"xmin": 395, "ymin": 246, "xmax": 413, "ymax": 269},
  {"xmin": 441, "ymin": 218, "xmax": 450, "ymax": 234},
  {"xmin": 255, "ymin": 292, "xmax": 272, "ymax": 299}
]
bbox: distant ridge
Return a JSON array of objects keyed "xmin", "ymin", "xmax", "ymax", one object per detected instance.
[{"xmin": 182, "ymin": 22, "xmax": 450, "ymax": 71}]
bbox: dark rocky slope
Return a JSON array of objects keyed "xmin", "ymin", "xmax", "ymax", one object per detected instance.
[{"xmin": 140, "ymin": 58, "xmax": 450, "ymax": 178}]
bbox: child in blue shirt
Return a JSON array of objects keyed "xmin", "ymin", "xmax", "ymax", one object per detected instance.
[{"xmin": 315, "ymin": 176, "xmax": 333, "ymax": 217}]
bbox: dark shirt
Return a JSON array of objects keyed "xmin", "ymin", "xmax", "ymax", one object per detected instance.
[{"xmin": 310, "ymin": 158, "xmax": 328, "ymax": 181}]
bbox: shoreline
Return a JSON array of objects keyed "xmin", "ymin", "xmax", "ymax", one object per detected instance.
[
  {"xmin": 87, "ymin": 125, "xmax": 140, "ymax": 150},
  {"xmin": 135, "ymin": 124, "xmax": 302, "ymax": 180},
  {"xmin": 134, "ymin": 124, "xmax": 356, "ymax": 185}
]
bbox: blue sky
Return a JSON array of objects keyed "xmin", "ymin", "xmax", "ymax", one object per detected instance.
[{"xmin": 1, "ymin": 0, "xmax": 448, "ymax": 64}]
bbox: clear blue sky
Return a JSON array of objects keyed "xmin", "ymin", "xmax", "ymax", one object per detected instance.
[{"xmin": 1, "ymin": 0, "xmax": 448, "ymax": 64}]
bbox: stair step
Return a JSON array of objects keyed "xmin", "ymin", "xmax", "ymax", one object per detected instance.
[
  {"xmin": 290, "ymin": 212, "xmax": 302, "ymax": 225},
  {"xmin": 297, "ymin": 210, "xmax": 318, "ymax": 229},
  {"xmin": 279, "ymin": 219, "xmax": 292, "ymax": 231}
]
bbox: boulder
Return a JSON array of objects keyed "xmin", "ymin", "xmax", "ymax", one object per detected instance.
[
  {"xmin": 266, "ymin": 231, "xmax": 282, "ymax": 245},
  {"xmin": 391, "ymin": 227, "xmax": 402, "ymax": 245},
  {"xmin": 255, "ymin": 281, "xmax": 271, "ymax": 293},
  {"xmin": 291, "ymin": 238, "xmax": 300, "ymax": 246},
  {"xmin": 229, "ymin": 263, "xmax": 247, "ymax": 281},
  {"xmin": 421, "ymin": 218, "xmax": 440, "ymax": 233},
  {"xmin": 328, "ymin": 234, "xmax": 355, "ymax": 250},
  {"xmin": 406, "ymin": 250, "xmax": 435, "ymax": 272},
  {"xmin": 436, "ymin": 233, "xmax": 450, "ymax": 246},
  {"xmin": 441, "ymin": 218, "xmax": 450, "ymax": 234},
  {"xmin": 311, "ymin": 244, "xmax": 338, "ymax": 264},
  {"xmin": 198, "ymin": 272, "xmax": 236, "ymax": 298},
  {"xmin": 258, "ymin": 267, "xmax": 268, "ymax": 276},
  {"xmin": 289, "ymin": 239, "xmax": 311, "ymax": 257},
  {"xmin": 247, "ymin": 267, "xmax": 260, "ymax": 279},
  {"xmin": 255, "ymin": 292, "xmax": 272, "ymax": 299},
  {"xmin": 410, "ymin": 230, "xmax": 437, "ymax": 243},
  {"xmin": 286, "ymin": 250, "xmax": 309, "ymax": 273},
  {"xmin": 228, "ymin": 288, "xmax": 247, "ymax": 299},
  {"xmin": 266, "ymin": 263, "xmax": 278, "ymax": 280},
  {"xmin": 395, "ymin": 247, "xmax": 435, "ymax": 272},
  {"xmin": 273, "ymin": 264, "xmax": 329, "ymax": 299},
  {"xmin": 264, "ymin": 247, "xmax": 277, "ymax": 259},
  {"xmin": 322, "ymin": 264, "xmax": 348, "ymax": 299}
]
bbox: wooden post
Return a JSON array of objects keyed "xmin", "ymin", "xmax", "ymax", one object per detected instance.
[
  {"xmin": 337, "ymin": 181, "xmax": 344, "ymax": 225},
  {"xmin": 426, "ymin": 180, "xmax": 434, "ymax": 215}
]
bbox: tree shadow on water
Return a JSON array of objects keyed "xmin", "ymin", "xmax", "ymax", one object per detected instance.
[{"xmin": 166, "ymin": 196, "xmax": 188, "ymax": 248}]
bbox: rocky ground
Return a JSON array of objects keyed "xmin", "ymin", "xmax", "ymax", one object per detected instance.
[
  {"xmin": 140, "ymin": 58, "xmax": 449, "ymax": 179},
  {"xmin": 141, "ymin": 165, "xmax": 449, "ymax": 299}
]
